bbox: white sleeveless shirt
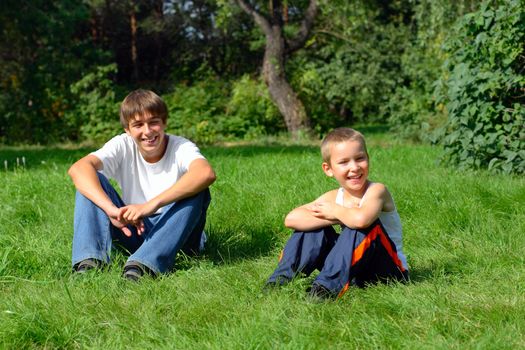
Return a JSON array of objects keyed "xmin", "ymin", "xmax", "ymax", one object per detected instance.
[{"xmin": 335, "ymin": 185, "xmax": 408, "ymax": 270}]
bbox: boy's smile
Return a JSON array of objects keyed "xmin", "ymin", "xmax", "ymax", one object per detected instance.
[
  {"xmin": 322, "ymin": 140, "xmax": 369, "ymax": 196},
  {"xmin": 125, "ymin": 113, "xmax": 167, "ymax": 163}
]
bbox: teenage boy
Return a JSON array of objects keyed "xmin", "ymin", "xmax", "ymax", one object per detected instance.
[
  {"xmin": 265, "ymin": 127, "xmax": 409, "ymax": 299},
  {"xmin": 68, "ymin": 89, "xmax": 216, "ymax": 281}
]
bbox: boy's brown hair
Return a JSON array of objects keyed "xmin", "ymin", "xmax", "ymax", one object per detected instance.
[
  {"xmin": 120, "ymin": 89, "xmax": 168, "ymax": 128},
  {"xmin": 321, "ymin": 127, "xmax": 368, "ymax": 163}
]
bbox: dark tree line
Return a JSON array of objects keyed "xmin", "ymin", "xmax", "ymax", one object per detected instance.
[{"xmin": 85, "ymin": 0, "xmax": 259, "ymax": 83}]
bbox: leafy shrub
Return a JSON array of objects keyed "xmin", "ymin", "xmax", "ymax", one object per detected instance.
[
  {"xmin": 289, "ymin": 1, "xmax": 411, "ymax": 134},
  {"xmin": 435, "ymin": 0, "xmax": 525, "ymax": 174},
  {"xmin": 164, "ymin": 75, "xmax": 285, "ymax": 144},
  {"xmin": 225, "ymin": 75, "xmax": 284, "ymax": 138},
  {"xmin": 163, "ymin": 79, "xmax": 229, "ymax": 144},
  {"xmin": 65, "ymin": 64, "xmax": 122, "ymax": 143},
  {"xmin": 387, "ymin": 1, "xmax": 478, "ymax": 142}
]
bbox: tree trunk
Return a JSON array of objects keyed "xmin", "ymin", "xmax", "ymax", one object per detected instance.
[
  {"xmin": 129, "ymin": 3, "xmax": 138, "ymax": 81},
  {"xmin": 153, "ymin": 0, "xmax": 163, "ymax": 81},
  {"xmin": 235, "ymin": 0, "xmax": 317, "ymax": 137},
  {"xmin": 263, "ymin": 27, "xmax": 310, "ymax": 135},
  {"xmin": 90, "ymin": 15, "xmax": 98, "ymax": 44}
]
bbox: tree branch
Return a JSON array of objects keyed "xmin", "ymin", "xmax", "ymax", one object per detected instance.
[
  {"xmin": 286, "ymin": 0, "xmax": 317, "ymax": 53},
  {"xmin": 315, "ymin": 29, "xmax": 352, "ymax": 44},
  {"xmin": 234, "ymin": 0, "xmax": 272, "ymax": 36}
]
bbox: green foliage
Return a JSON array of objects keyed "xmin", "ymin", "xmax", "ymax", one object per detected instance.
[
  {"xmin": 164, "ymin": 74, "xmax": 285, "ymax": 144},
  {"xmin": 65, "ymin": 64, "xmax": 122, "ymax": 143},
  {"xmin": 226, "ymin": 75, "xmax": 285, "ymax": 138},
  {"xmin": 0, "ymin": 0, "xmax": 111, "ymax": 144},
  {"xmin": 163, "ymin": 78, "xmax": 230, "ymax": 144},
  {"xmin": 387, "ymin": 0, "xmax": 478, "ymax": 142},
  {"xmin": 290, "ymin": 1, "xmax": 411, "ymax": 133},
  {"xmin": 435, "ymin": 0, "xmax": 525, "ymax": 174}
]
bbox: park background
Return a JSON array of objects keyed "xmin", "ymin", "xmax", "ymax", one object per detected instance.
[{"xmin": 1, "ymin": 0, "xmax": 524, "ymax": 348}]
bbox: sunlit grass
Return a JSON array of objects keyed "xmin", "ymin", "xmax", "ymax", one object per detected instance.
[{"xmin": 1, "ymin": 132, "xmax": 524, "ymax": 349}]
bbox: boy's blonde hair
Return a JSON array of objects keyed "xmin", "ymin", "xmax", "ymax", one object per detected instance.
[
  {"xmin": 321, "ymin": 127, "xmax": 368, "ymax": 163},
  {"xmin": 120, "ymin": 89, "xmax": 168, "ymax": 128}
]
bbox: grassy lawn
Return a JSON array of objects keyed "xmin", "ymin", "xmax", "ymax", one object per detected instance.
[{"xmin": 1, "ymin": 130, "xmax": 524, "ymax": 349}]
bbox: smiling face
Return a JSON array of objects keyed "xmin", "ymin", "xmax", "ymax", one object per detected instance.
[
  {"xmin": 322, "ymin": 140, "xmax": 369, "ymax": 196},
  {"xmin": 125, "ymin": 113, "xmax": 167, "ymax": 163}
]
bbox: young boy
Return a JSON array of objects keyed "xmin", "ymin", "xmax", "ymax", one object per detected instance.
[
  {"xmin": 265, "ymin": 127, "xmax": 408, "ymax": 299},
  {"xmin": 68, "ymin": 89, "xmax": 216, "ymax": 281}
]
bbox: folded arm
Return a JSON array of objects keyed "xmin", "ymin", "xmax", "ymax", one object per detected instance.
[
  {"xmin": 118, "ymin": 158, "xmax": 216, "ymax": 222},
  {"xmin": 311, "ymin": 184, "xmax": 388, "ymax": 229},
  {"xmin": 284, "ymin": 191, "xmax": 341, "ymax": 231}
]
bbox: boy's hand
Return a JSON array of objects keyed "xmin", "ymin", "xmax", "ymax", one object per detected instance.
[
  {"xmin": 106, "ymin": 207, "xmax": 138, "ymax": 237},
  {"xmin": 117, "ymin": 202, "xmax": 157, "ymax": 235},
  {"xmin": 311, "ymin": 201, "xmax": 338, "ymax": 221},
  {"xmin": 109, "ymin": 217, "xmax": 137, "ymax": 237},
  {"xmin": 106, "ymin": 206, "xmax": 144, "ymax": 237}
]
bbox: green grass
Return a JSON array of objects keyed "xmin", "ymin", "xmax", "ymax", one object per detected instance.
[{"xmin": 1, "ymin": 131, "xmax": 524, "ymax": 349}]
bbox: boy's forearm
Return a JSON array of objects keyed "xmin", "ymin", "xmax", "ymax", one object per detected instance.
[
  {"xmin": 334, "ymin": 206, "xmax": 378, "ymax": 229},
  {"xmin": 147, "ymin": 160, "xmax": 216, "ymax": 211},
  {"xmin": 286, "ymin": 218, "xmax": 338, "ymax": 232},
  {"xmin": 285, "ymin": 208, "xmax": 338, "ymax": 231},
  {"xmin": 68, "ymin": 159, "xmax": 116, "ymax": 215}
]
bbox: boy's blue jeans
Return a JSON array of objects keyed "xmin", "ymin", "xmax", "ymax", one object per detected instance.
[
  {"xmin": 267, "ymin": 221, "xmax": 408, "ymax": 297},
  {"xmin": 72, "ymin": 173, "xmax": 210, "ymax": 274}
]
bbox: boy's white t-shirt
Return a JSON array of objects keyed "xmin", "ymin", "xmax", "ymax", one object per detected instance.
[{"xmin": 92, "ymin": 133, "xmax": 205, "ymax": 212}]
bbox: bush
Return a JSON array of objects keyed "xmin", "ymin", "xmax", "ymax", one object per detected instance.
[
  {"xmin": 64, "ymin": 64, "xmax": 122, "ymax": 143},
  {"xmin": 163, "ymin": 78, "xmax": 229, "ymax": 144},
  {"xmin": 387, "ymin": 0, "xmax": 478, "ymax": 142},
  {"xmin": 225, "ymin": 75, "xmax": 284, "ymax": 138},
  {"xmin": 290, "ymin": 1, "xmax": 410, "ymax": 133},
  {"xmin": 435, "ymin": 0, "xmax": 525, "ymax": 174},
  {"xmin": 164, "ymin": 75, "xmax": 285, "ymax": 144}
]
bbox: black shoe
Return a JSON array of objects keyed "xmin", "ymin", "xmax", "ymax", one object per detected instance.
[
  {"xmin": 74, "ymin": 258, "xmax": 102, "ymax": 273},
  {"xmin": 307, "ymin": 283, "xmax": 335, "ymax": 301},
  {"xmin": 262, "ymin": 276, "xmax": 291, "ymax": 293},
  {"xmin": 123, "ymin": 262, "xmax": 154, "ymax": 282}
]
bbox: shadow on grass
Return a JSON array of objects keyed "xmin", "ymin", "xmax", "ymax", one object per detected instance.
[
  {"xmin": 204, "ymin": 144, "xmax": 319, "ymax": 159},
  {"xmin": 354, "ymin": 124, "xmax": 390, "ymax": 135},
  {"xmin": 0, "ymin": 125, "xmax": 391, "ymax": 170},
  {"xmin": 201, "ymin": 226, "xmax": 280, "ymax": 265},
  {"xmin": 0, "ymin": 123, "xmax": 392, "ymax": 167},
  {"xmin": 0, "ymin": 144, "xmax": 322, "ymax": 170},
  {"xmin": 407, "ymin": 257, "xmax": 465, "ymax": 284},
  {"xmin": 407, "ymin": 267, "xmax": 435, "ymax": 284},
  {"xmin": 0, "ymin": 147, "xmax": 95, "ymax": 170}
]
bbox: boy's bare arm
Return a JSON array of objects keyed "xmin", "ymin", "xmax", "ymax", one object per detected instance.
[
  {"xmin": 119, "ymin": 158, "xmax": 216, "ymax": 223},
  {"xmin": 68, "ymin": 155, "xmax": 116, "ymax": 214},
  {"xmin": 312, "ymin": 184, "xmax": 387, "ymax": 229},
  {"xmin": 284, "ymin": 191, "xmax": 340, "ymax": 231},
  {"xmin": 68, "ymin": 154, "xmax": 136, "ymax": 236}
]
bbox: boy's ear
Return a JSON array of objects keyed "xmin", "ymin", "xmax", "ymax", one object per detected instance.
[
  {"xmin": 322, "ymin": 162, "xmax": 333, "ymax": 177},
  {"xmin": 124, "ymin": 127, "xmax": 131, "ymax": 135}
]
